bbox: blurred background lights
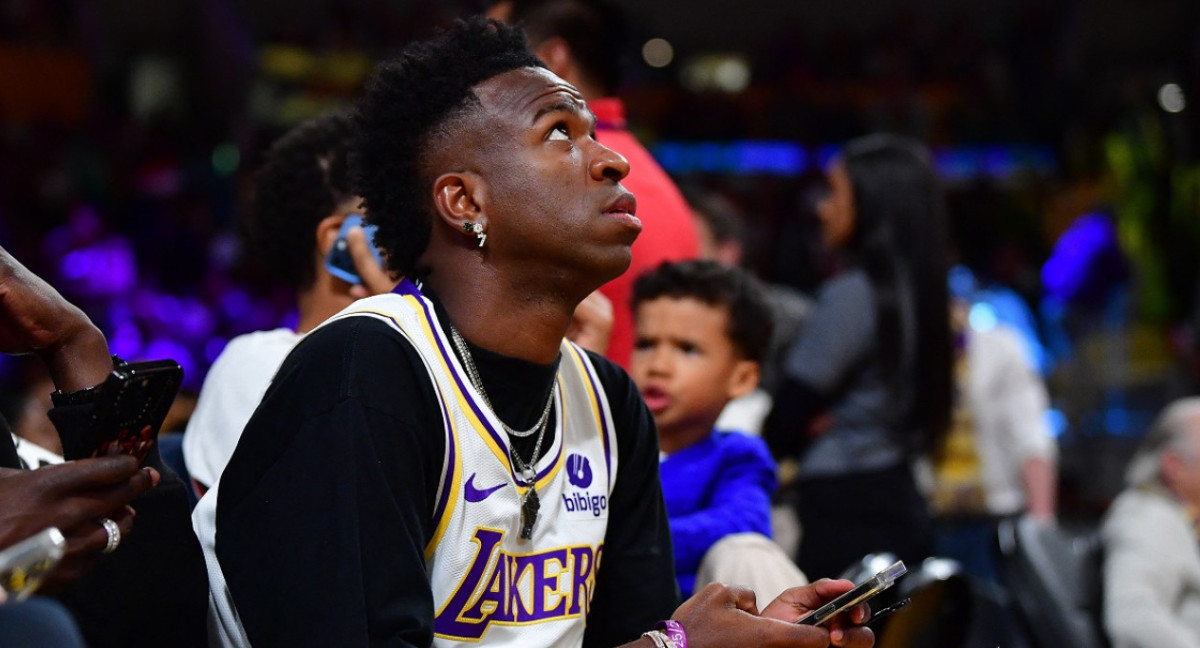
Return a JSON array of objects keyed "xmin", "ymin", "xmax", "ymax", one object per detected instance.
[
  {"xmin": 642, "ymin": 38, "xmax": 674, "ymax": 68},
  {"xmin": 680, "ymin": 54, "xmax": 752, "ymax": 93},
  {"xmin": 212, "ymin": 142, "xmax": 241, "ymax": 176},
  {"xmin": 713, "ymin": 58, "xmax": 751, "ymax": 93},
  {"xmin": 1157, "ymin": 83, "xmax": 1185, "ymax": 113}
]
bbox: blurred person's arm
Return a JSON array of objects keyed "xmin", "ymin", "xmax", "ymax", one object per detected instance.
[
  {"xmin": 1022, "ymin": 457, "xmax": 1056, "ymax": 521},
  {"xmin": 991, "ymin": 327, "xmax": 1058, "ymax": 520}
]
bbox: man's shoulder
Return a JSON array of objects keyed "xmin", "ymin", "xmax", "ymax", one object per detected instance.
[
  {"xmin": 297, "ymin": 307, "xmax": 413, "ymax": 356},
  {"xmin": 1103, "ymin": 487, "xmax": 1184, "ymax": 541},
  {"xmin": 271, "ymin": 312, "xmax": 433, "ymax": 404}
]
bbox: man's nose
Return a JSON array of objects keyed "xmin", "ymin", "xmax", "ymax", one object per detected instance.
[{"xmin": 589, "ymin": 141, "xmax": 630, "ymax": 182}]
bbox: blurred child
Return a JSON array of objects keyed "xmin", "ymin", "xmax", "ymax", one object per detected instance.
[
  {"xmin": 632, "ymin": 260, "xmax": 804, "ymax": 600},
  {"xmin": 182, "ymin": 112, "xmax": 394, "ymax": 496}
]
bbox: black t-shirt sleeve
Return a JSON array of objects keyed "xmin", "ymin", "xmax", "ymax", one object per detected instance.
[
  {"xmin": 216, "ymin": 317, "xmax": 445, "ymax": 648},
  {"xmin": 582, "ymin": 351, "xmax": 679, "ymax": 648}
]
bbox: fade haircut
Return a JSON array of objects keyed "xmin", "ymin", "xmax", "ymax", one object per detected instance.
[
  {"xmin": 352, "ymin": 16, "xmax": 545, "ymax": 277},
  {"xmin": 249, "ymin": 112, "xmax": 355, "ymax": 291},
  {"xmin": 632, "ymin": 260, "xmax": 774, "ymax": 364}
]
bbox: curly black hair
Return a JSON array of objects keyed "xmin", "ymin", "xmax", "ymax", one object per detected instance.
[
  {"xmin": 248, "ymin": 112, "xmax": 356, "ymax": 291},
  {"xmin": 632, "ymin": 260, "xmax": 774, "ymax": 363},
  {"xmin": 352, "ymin": 16, "xmax": 545, "ymax": 277}
]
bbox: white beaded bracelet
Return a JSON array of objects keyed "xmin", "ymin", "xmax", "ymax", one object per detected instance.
[{"xmin": 641, "ymin": 629, "xmax": 678, "ymax": 648}]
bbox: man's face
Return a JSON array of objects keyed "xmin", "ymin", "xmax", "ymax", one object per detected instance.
[
  {"xmin": 631, "ymin": 297, "xmax": 757, "ymax": 445},
  {"xmin": 466, "ymin": 67, "xmax": 640, "ymax": 286}
]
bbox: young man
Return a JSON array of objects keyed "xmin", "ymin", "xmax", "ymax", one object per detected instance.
[
  {"xmin": 631, "ymin": 260, "xmax": 803, "ymax": 601},
  {"xmin": 195, "ymin": 17, "xmax": 872, "ymax": 648},
  {"xmin": 182, "ymin": 112, "xmax": 394, "ymax": 494}
]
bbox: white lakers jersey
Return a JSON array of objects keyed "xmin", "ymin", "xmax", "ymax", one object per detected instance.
[
  {"xmin": 336, "ymin": 282, "xmax": 618, "ymax": 647},
  {"xmin": 195, "ymin": 280, "xmax": 618, "ymax": 647}
]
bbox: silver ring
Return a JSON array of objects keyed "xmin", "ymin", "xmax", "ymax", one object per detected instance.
[{"xmin": 99, "ymin": 517, "xmax": 120, "ymax": 554}]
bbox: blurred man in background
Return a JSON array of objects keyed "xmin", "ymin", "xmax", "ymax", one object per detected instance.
[{"xmin": 1103, "ymin": 397, "xmax": 1200, "ymax": 648}]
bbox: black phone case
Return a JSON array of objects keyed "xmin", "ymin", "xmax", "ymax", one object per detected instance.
[{"xmin": 62, "ymin": 359, "xmax": 183, "ymax": 465}]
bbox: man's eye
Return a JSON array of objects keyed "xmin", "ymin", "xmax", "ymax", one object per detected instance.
[{"xmin": 548, "ymin": 123, "xmax": 570, "ymax": 141}]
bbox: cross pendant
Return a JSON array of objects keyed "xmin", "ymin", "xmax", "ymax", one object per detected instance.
[{"xmin": 519, "ymin": 488, "xmax": 540, "ymax": 541}]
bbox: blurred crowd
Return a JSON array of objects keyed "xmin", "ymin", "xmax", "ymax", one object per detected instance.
[{"xmin": 1, "ymin": 0, "xmax": 1200, "ymax": 647}]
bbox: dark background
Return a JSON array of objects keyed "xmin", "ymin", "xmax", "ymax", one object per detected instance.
[{"xmin": 1, "ymin": 0, "xmax": 1198, "ymax": 515}]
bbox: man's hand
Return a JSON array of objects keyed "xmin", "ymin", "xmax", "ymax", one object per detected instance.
[
  {"xmin": 664, "ymin": 581, "xmax": 874, "ymax": 648},
  {"xmin": 566, "ymin": 290, "xmax": 613, "ymax": 355},
  {"xmin": 345, "ymin": 225, "xmax": 399, "ymax": 298},
  {"xmin": 0, "ymin": 455, "xmax": 159, "ymax": 591},
  {"xmin": 762, "ymin": 579, "xmax": 874, "ymax": 646},
  {"xmin": 0, "ymin": 246, "xmax": 111, "ymax": 393}
]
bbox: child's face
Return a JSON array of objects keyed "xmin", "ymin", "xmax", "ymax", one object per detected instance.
[{"xmin": 631, "ymin": 297, "xmax": 759, "ymax": 443}]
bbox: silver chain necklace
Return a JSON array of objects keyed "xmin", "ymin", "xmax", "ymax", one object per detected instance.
[
  {"xmin": 448, "ymin": 323, "xmax": 554, "ymax": 541},
  {"xmin": 448, "ymin": 326, "xmax": 553, "ymax": 439}
]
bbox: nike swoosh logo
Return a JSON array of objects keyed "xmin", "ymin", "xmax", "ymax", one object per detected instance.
[{"xmin": 464, "ymin": 473, "xmax": 506, "ymax": 503}]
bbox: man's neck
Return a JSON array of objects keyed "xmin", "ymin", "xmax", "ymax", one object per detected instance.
[
  {"xmin": 295, "ymin": 273, "xmax": 357, "ymax": 334},
  {"xmin": 425, "ymin": 272, "xmax": 576, "ymax": 366}
]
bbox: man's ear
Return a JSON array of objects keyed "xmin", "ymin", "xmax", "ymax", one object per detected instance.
[
  {"xmin": 315, "ymin": 214, "xmax": 348, "ymax": 257},
  {"xmin": 432, "ymin": 172, "xmax": 486, "ymax": 239},
  {"xmin": 725, "ymin": 359, "xmax": 760, "ymax": 401},
  {"xmin": 533, "ymin": 37, "xmax": 574, "ymax": 79}
]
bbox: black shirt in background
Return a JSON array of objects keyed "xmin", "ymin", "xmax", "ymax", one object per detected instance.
[{"xmin": 216, "ymin": 294, "xmax": 678, "ymax": 648}]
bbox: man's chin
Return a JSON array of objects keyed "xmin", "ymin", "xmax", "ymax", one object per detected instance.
[{"xmin": 595, "ymin": 246, "xmax": 634, "ymax": 284}]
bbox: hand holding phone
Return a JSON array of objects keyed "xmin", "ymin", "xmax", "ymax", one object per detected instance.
[
  {"xmin": 0, "ymin": 456, "xmax": 154, "ymax": 592},
  {"xmin": 325, "ymin": 214, "xmax": 384, "ymax": 285},
  {"xmin": 796, "ymin": 560, "xmax": 907, "ymax": 626},
  {"xmin": 60, "ymin": 359, "xmax": 183, "ymax": 465}
]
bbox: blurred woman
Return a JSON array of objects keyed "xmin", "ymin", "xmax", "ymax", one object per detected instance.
[{"xmin": 764, "ymin": 134, "xmax": 953, "ymax": 579}]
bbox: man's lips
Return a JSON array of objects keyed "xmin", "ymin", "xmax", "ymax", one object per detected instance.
[
  {"xmin": 604, "ymin": 193, "xmax": 641, "ymax": 231},
  {"xmin": 640, "ymin": 386, "xmax": 669, "ymax": 413}
]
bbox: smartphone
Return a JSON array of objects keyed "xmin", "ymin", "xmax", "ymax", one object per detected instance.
[
  {"xmin": 0, "ymin": 527, "xmax": 67, "ymax": 601},
  {"xmin": 325, "ymin": 214, "xmax": 382, "ymax": 285},
  {"xmin": 796, "ymin": 560, "xmax": 907, "ymax": 626},
  {"xmin": 62, "ymin": 359, "xmax": 183, "ymax": 466}
]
